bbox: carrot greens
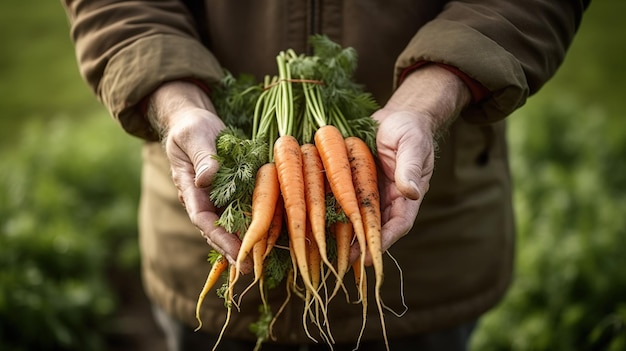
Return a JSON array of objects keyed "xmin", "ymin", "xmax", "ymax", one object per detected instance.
[{"xmin": 200, "ymin": 35, "xmax": 393, "ymax": 351}]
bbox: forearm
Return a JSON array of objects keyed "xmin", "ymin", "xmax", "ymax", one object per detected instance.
[
  {"xmin": 394, "ymin": 0, "xmax": 589, "ymax": 124},
  {"xmin": 384, "ymin": 64, "xmax": 471, "ymax": 138},
  {"xmin": 62, "ymin": 0, "xmax": 224, "ymax": 140},
  {"xmin": 62, "ymin": 0, "xmax": 201, "ymax": 91}
]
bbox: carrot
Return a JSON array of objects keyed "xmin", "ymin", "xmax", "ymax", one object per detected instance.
[
  {"xmin": 345, "ymin": 136, "xmax": 388, "ymax": 350},
  {"xmin": 235, "ymin": 162, "xmax": 280, "ymax": 269},
  {"xmin": 231, "ymin": 162, "xmax": 280, "ymax": 301},
  {"xmin": 263, "ymin": 196, "xmax": 284, "ymax": 259},
  {"xmin": 273, "ymin": 134, "xmax": 330, "ymax": 340},
  {"xmin": 330, "ymin": 219, "xmax": 353, "ymax": 301},
  {"xmin": 345, "ymin": 137, "xmax": 383, "ymax": 280},
  {"xmin": 273, "ymin": 135, "xmax": 310, "ymax": 289},
  {"xmin": 301, "ymin": 143, "xmax": 341, "ymax": 281},
  {"xmin": 195, "ymin": 255, "xmax": 228, "ymax": 331},
  {"xmin": 307, "ymin": 223, "xmax": 322, "ymax": 292},
  {"xmin": 238, "ymin": 235, "xmax": 269, "ymax": 306},
  {"xmin": 213, "ymin": 265, "xmax": 236, "ymax": 351},
  {"xmin": 304, "ymin": 220, "xmax": 327, "ymax": 344},
  {"xmin": 314, "ymin": 125, "xmax": 367, "ymax": 295}
]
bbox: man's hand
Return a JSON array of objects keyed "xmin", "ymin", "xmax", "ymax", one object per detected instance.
[
  {"xmin": 147, "ymin": 81, "xmax": 250, "ymax": 271},
  {"xmin": 372, "ymin": 109, "xmax": 435, "ymax": 254},
  {"xmin": 364, "ymin": 64, "xmax": 472, "ymax": 260}
]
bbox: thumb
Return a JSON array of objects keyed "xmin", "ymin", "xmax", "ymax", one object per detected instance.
[
  {"xmin": 194, "ymin": 154, "xmax": 220, "ymax": 188},
  {"xmin": 393, "ymin": 135, "xmax": 434, "ymax": 201}
]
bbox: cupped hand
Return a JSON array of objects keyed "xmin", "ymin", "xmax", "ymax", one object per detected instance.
[
  {"xmin": 371, "ymin": 108, "xmax": 436, "ymax": 254},
  {"xmin": 349, "ymin": 64, "xmax": 471, "ymax": 264},
  {"xmin": 149, "ymin": 81, "xmax": 251, "ymax": 272}
]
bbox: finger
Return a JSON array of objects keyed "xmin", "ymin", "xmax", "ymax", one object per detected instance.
[
  {"xmin": 393, "ymin": 134, "xmax": 432, "ymax": 201},
  {"xmin": 348, "ymin": 241, "xmax": 368, "ymax": 267},
  {"xmin": 181, "ymin": 128, "xmax": 223, "ymax": 189},
  {"xmin": 194, "ymin": 152, "xmax": 220, "ymax": 188},
  {"xmin": 351, "ymin": 198, "xmax": 420, "ymax": 267},
  {"xmin": 165, "ymin": 111, "xmax": 224, "ymax": 189},
  {"xmin": 380, "ymin": 195, "xmax": 421, "ymax": 250}
]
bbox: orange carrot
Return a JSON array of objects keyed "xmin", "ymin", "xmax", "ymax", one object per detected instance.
[
  {"xmin": 238, "ymin": 234, "xmax": 269, "ymax": 306},
  {"xmin": 307, "ymin": 223, "xmax": 322, "ymax": 292},
  {"xmin": 273, "ymin": 136, "xmax": 319, "ymax": 298},
  {"xmin": 213, "ymin": 265, "xmax": 236, "ymax": 351},
  {"xmin": 253, "ymin": 236, "xmax": 268, "ymax": 282},
  {"xmin": 345, "ymin": 136, "xmax": 388, "ymax": 350},
  {"xmin": 345, "ymin": 136, "xmax": 383, "ymax": 281},
  {"xmin": 232, "ymin": 162, "xmax": 280, "ymax": 290},
  {"xmin": 330, "ymin": 219, "xmax": 353, "ymax": 301},
  {"xmin": 314, "ymin": 125, "xmax": 367, "ymax": 294},
  {"xmin": 301, "ymin": 143, "xmax": 341, "ymax": 280},
  {"xmin": 195, "ymin": 255, "xmax": 228, "ymax": 331},
  {"xmin": 236, "ymin": 162, "xmax": 280, "ymax": 265},
  {"xmin": 304, "ymin": 221, "xmax": 323, "ymax": 342},
  {"xmin": 274, "ymin": 135, "xmax": 329, "ymax": 339},
  {"xmin": 263, "ymin": 196, "xmax": 284, "ymax": 259},
  {"xmin": 308, "ymin": 222, "xmax": 336, "ymax": 346}
]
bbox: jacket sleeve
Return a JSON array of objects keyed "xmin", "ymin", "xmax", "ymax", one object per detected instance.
[
  {"xmin": 395, "ymin": 0, "xmax": 590, "ymax": 124},
  {"xmin": 62, "ymin": 0, "xmax": 224, "ymax": 140}
]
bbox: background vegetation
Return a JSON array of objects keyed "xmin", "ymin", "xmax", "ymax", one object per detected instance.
[{"xmin": 0, "ymin": 1, "xmax": 624, "ymax": 350}]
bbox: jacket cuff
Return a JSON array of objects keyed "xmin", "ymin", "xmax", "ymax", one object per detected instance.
[
  {"xmin": 398, "ymin": 61, "xmax": 490, "ymax": 104},
  {"xmin": 137, "ymin": 77, "xmax": 212, "ymax": 118},
  {"xmin": 99, "ymin": 34, "xmax": 224, "ymax": 141},
  {"xmin": 395, "ymin": 19, "xmax": 529, "ymax": 124}
]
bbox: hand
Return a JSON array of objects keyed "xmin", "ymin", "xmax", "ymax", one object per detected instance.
[
  {"xmin": 363, "ymin": 64, "xmax": 472, "ymax": 260},
  {"xmin": 371, "ymin": 108, "xmax": 435, "ymax": 255},
  {"xmin": 147, "ymin": 81, "xmax": 251, "ymax": 271}
]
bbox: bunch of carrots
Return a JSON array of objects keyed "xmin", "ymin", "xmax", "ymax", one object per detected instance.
[{"xmin": 195, "ymin": 36, "xmax": 398, "ymax": 351}]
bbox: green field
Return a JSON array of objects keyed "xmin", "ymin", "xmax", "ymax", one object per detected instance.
[{"xmin": 1, "ymin": 1, "xmax": 625, "ymax": 350}]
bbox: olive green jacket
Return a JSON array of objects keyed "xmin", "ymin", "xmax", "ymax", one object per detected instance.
[{"xmin": 63, "ymin": 0, "xmax": 589, "ymax": 344}]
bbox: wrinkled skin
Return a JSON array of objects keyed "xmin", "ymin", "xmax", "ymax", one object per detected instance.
[
  {"xmin": 370, "ymin": 109, "xmax": 435, "ymax": 257},
  {"xmin": 162, "ymin": 109, "xmax": 243, "ymax": 262},
  {"xmin": 348, "ymin": 64, "xmax": 470, "ymax": 265},
  {"xmin": 150, "ymin": 64, "xmax": 470, "ymax": 271},
  {"xmin": 147, "ymin": 81, "xmax": 251, "ymax": 272}
]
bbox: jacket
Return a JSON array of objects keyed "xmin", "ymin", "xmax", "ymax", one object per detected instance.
[{"xmin": 62, "ymin": 0, "xmax": 589, "ymax": 344}]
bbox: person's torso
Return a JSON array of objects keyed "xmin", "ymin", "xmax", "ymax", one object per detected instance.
[{"xmin": 201, "ymin": 0, "xmax": 446, "ymax": 103}]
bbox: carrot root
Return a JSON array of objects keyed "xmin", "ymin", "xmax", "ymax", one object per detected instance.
[
  {"xmin": 314, "ymin": 125, "xmax": 368, "ymax": 300},
  {"xmin": 274, "ymin": 135, "xmax": 330, "ymax": 329},
  {"xmin": 195, "ymin": 255, "xmax": 229, "ymax": 331},
  {"xmin": 345, "ymin": 136, "xmax": 388, "ymax": 350},
  {"xmin": 212, "ymin": 265, "xmax": 236, "ymax": 351}
]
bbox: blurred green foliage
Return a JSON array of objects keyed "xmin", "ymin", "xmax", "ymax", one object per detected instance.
[
  {"xmin": 0, "ymin": 0, "xmax": 100, "ymax": 146},
  {"xmin": 0, "ymin": 0, "xmax": 624, "ymax": 350},
  {"xmin": 471, "ymin": 2, "xmax": 626, "ymax": 350},
  {"xmin": 471, "ymin": 99, "xmax": 626, "ymax": 351},
  {"xmin": 0, "ymin": 117, "xmax": 142, "ymax": 350},
  {"xmin": 0, "ymin": 1, "xmax": 144, "ymax": 349}
]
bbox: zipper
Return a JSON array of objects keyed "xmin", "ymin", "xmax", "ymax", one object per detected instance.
[{"xmin": 307, "ymin": 0, "xmax": 320, "ymax": 54}]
